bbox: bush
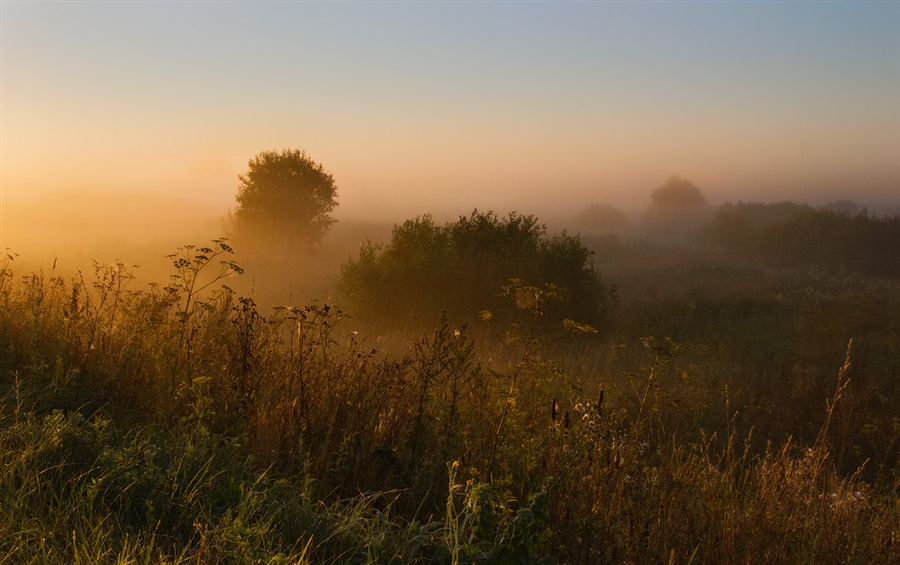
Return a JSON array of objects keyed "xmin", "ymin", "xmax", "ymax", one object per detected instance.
[
  {"xmin": 702, "ymin": 200, "xmax": 810, "ymax": 248},
  {"xmin": 755, "ymin": 208, "xmax": 900, "ymax": 277},
  {"xmin": 703, "ymin": 203, "xmax": 900, "ymax": 278},
  {"xmin": 337, "ymin": 210, "xmax": 617, "ymax": 325}
]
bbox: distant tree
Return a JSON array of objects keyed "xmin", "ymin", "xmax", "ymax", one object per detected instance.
[
  {"xmin": 702, "ymin": 202, "xmax": 900, "ymax": 277},
  {"xmin": 752, "ymin": 208, "xmax": 900, "ymax": 277},
  {"xmin": 644, "ymin": 175, "xmax": 712, "ymax": 240},
  {"xmin": 229, "ymin": 149, "xmax": 338, "ymax": 248},
  {"xmin": 650, "ymin": 175, "xmax": 709, "ymax": 208},
  {"xmin": 822, "ymin": 200, "xmax": 861, "ymax": 215},
  {"xmin": 702, "ymin": 200, "xmax": 809, "ymax": 248},
  {"xmin": 571, "ymin": 203, "xmax": 631, "ymax": 237}
]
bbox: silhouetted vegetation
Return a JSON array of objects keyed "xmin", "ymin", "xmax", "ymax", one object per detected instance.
[
  {"xmin": 823, "ymin": 199, "xmax": 862, "ymax": 215},
  {"xmin": 338, "ymin": 210, "xmax": 617, "ymax": 326},
  {"xmin": 643, "ymin": 175, "xmax": 713, "ymax": 240},
  {"xmin": 702, "ymin": 200, "xmax": 810, "ymax": 248},
  {"xmin": 228, "ymin": 149, "xmax": 339, "ymax": 249},
  {"xmin": 2, "ymin": 196, "xmax": 899, "ymax": 562},
  {"xmin": 570, "ymin": 203, "xmax": 631, "ymax": 237},
  {"xmin": 703, "ymin": 203, "xmax": 900, "ymax": 278},
  {"xmin": 752, "ymin": 208, "xmax": 900, "ymax": 277}
]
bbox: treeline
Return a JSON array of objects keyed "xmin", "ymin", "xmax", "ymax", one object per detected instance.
[
  {"xmin": 571, "ymin": 189, "xmax": 900, "ymax": 278},
  {"xmin": 702, "ymin": 203, "xmax": 900, "ymax": 277}
]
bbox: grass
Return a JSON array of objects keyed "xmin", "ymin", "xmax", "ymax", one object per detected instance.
[{"xmin": 0, "ymin": 237, "xmax": 899, "ymax": 563}]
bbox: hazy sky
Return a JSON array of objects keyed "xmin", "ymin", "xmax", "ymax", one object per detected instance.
[{"xmin": 2, "ymin": 1, "xmax": 899, "ymax": 223}]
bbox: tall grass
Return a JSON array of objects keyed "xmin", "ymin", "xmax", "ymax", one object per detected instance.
[{"xmin": 1, "ymin": 242, "xmax": 898, "ymax": 563}]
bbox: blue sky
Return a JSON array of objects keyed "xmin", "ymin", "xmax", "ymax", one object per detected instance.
[{"xmin": 2, "ymin": 1, "xmax": 898, "ymax": 220}]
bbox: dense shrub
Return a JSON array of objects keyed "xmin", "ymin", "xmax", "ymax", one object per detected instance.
[
  {"xmin": 753, "ymin": 208, "xmax": 900, "ymax": 277},
  {"xmin": 704, "ymin": 203, "xmax": 900, "ymax": 278},
  {"xmin": 702, "ymin": 200, "xmax": 810, "ymax": 248},
  {"xmin": 338, "ymin": 210, "xmax": 617, "ymax": 325}
]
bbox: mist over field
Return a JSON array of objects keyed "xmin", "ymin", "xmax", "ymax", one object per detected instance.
[
  {"xmin": 2, "ymin": 175, "xmax": 898, "ymax": 314},
  {"xmin": 2, "ymin": 2, "xmax": 900, "ymax": 562}
]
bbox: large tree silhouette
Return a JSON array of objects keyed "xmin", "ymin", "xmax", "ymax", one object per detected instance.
[{"xmin": 230, "ymin": 149, "xmax": 338, "ymax": 248}]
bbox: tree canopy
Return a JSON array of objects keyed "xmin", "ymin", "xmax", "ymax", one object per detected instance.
[
  {"xmin": 650, "ymin": 175, "xmax": 709, "ymax": 208},
  {"xmin": 230, "ymin": 149, "xmax": 338, "ymax": 248},
  {"xmin": 571, "ymin": 203, "xmax": 632, "ymax": 237},
  {"xmin": 644, "ymin": 175, "xmax": 712, "ymax": 240}
]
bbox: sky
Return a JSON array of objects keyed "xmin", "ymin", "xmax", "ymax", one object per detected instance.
[{"xmin": 2, "ymin": 0, "xmax": 899, "ymax": 231}]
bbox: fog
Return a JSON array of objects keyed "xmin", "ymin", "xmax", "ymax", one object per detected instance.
[
  {"xmin": 2, "ymin": 167, "xmax": 896, "ymax": 307},
  {"xmin": 1, "ymin": 190, "xmax": 219, "ymax": 274},
  {"xmin": 3, "ymin": 1, "xmax": 898, "ymax": 301}
]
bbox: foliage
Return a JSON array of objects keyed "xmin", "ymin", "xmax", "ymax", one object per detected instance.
[
  {"xmin": 650, "ymin": 175, "xmax": 710, "ymax": 208},
  {"xmin": 1, "ymin": 236, "xmax": 899, "ymax": 563},
  {"xmin": 644, "ymin": 175, "xmax": 713, "ymax": 240},
  {"xmin": 752, "ymin": 208, "xmax": 900, "ymax": 277},
  {"xmin": 703, "ymin": 204, "xmax": 900, "ymax": 278},
  {"xmin": 823, "ymin": 199, "xmax": 862, "ymax": 215},
  {"xmin": 229, "ymin": 149, "xmax": 338, "ymax": 248},
  {"xmin": 570, "ymin": 203, "xmax": 631, "ymax": 237},
  {"xmin": 338, "ymin": 210, "xmax": 617, "ymax": 325},
  {"xmin": 701, "ymin": 200, "xmax": 810, "ymax": 248}
]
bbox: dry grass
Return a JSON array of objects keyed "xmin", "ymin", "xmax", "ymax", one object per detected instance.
[{"xmin": 0, "ymin": 241, "xmax": 898, "ymax": 563}]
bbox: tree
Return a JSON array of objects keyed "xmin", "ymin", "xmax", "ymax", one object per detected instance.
[
  {"xmin": 701, "ymin": 200, "xmax": 809, "ymax": 248},
  {"xmin": 649, "ymin": 175, "xmax": 709, "ymax": 208},
  {"xmin": 822, "ymin": 199, "xmax": 861, "ymax": 215},
  {"xmin": 229, "ymin": 149, "xmax": 338, "ymax": 248},
  {"xmin": 643, "ymin": 175, "xmax": 712, "ymax": 241},
  {"xmin": 571, "ymin": 203, "xmax": 632, "ymax": 237}
]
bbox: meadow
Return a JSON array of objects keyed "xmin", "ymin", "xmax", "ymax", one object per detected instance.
[{"xmin": 1, "ymin": 206, "xmax": 899, "ymax": 564}]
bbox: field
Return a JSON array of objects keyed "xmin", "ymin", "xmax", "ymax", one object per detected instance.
[{"xmin": 1, "ymin": 210, "xmax": 899, "ymax": 564}]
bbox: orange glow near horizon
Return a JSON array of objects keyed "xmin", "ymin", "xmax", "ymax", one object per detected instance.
[{"xmin": 2, "ymin": 1, "xmax": 898, "ymax": 260}]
